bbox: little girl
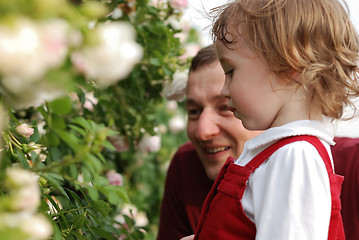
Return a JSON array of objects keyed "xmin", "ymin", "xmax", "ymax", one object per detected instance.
[{"xmin": 183, "ymin": 0, "xmax": 359, "ymax": 239}]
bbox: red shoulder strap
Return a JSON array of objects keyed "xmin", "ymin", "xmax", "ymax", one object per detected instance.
[{"xmin": 246, "ymin": 135, "xmax": 333, "ymax": 174}]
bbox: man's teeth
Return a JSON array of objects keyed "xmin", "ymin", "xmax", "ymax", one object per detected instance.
[{"xmin": 206, "ymin": 147, "xmax": 229, "ymax": 154}]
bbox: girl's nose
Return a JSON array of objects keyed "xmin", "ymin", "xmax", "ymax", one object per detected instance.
[{"xmin": 220, "ymin": 78, "xmax": 230, "ymax": 99}]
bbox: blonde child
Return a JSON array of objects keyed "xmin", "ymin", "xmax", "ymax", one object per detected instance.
[{"xmin": 182, "ymin": 0, "xmax": 359, "ymax": 239}]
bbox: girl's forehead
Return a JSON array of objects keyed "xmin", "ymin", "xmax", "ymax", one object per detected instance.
[{"xmin": 215, "ymin": 38, "xmax": 256, "ymax": 60}]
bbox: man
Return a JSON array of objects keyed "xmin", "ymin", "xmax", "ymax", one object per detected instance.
[{"xmin": 157, "ymin": 45, "xmax": 261, "ymax": 240}]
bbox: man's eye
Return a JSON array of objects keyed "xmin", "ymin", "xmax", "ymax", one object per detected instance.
[{"xmin": 187, "ymin": 109, "xmax": 201, "ymax": 119}]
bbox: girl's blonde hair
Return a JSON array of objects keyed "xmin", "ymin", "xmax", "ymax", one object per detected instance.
[{"xmin": 212, "ymin": 0, "xmax": 359, "ymax": 119}]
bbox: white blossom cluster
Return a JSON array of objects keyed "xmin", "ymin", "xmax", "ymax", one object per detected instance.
[
  {"xmin": 0, "ymin": 168, "xmax": 52, "ymax": 239},
  {"xmin": 0, "ymin": 18, "xmax": 142, "ymax": 109},
  {"xmin": 72, "ymin": 21, "xmax": 143, "ymax": 88}
]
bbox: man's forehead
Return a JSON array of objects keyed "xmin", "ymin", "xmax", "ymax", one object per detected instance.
[{"xmin": 186, "ymin": 94, "xmax": 227, "ymax": 106}]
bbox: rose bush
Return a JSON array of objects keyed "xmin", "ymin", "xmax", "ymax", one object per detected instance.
[{"xmin": 0, "ymin": 0, "xmax": 201, "ymax": 239}]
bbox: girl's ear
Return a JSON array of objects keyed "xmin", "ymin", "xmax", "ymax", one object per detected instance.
[{"xmin": 284, "ymin": 70, "xmax": 302, "ymax": 85}]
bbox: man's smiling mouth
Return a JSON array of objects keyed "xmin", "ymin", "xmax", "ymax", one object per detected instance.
[{"xmin": 205, "ymin": 147, "xmax": 230, "ymax": 154}]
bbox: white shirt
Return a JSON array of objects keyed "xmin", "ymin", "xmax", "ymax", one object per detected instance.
[{"xmin": 235, "ymin": 120, "xmax": 336, "ymax": 240}]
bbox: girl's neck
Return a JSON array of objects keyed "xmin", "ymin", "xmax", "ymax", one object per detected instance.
[{"xmin": 270, "ymin": 86, "xmax": 323, "ymax": 128}]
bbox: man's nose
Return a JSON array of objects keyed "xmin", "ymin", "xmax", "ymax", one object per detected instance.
[{"xmin": 195, "ymin": 108, "xmax": 220, "ymax": 141}]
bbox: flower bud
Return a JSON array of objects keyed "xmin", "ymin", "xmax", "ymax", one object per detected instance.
[{"xmin": 15, "ymin": 123, "xmax": 34, "ymax": 139}]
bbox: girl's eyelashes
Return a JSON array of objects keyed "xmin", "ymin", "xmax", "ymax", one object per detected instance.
[{"xmin": 224, "ymin": 69, "xmax": 234, "ymax": 77}]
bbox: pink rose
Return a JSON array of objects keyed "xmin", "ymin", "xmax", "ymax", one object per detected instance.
[
  {"xmin": 169, "ymin": 0, "xmax": 188, "ymax": 10},
  {"xmin": 108, "ymin": 135, "xmax": 129, "ymax": 152},
  {"xmin": 106, "ymin": 170, "xmax": 123, "ymax": 186}
]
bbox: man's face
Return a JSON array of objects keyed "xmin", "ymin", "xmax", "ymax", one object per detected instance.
[{"xmin": 186, "ymin": 61, "xmax": 260, "ymax": 180}]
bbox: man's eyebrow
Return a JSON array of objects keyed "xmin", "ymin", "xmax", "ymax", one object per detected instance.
[
  {"xmin": 185, "ymin": 98, "xmax": 198, "ymax": 106},
  {"xmin": 186, "ymin": 96, "xmax": 227, "ymax": 106}
]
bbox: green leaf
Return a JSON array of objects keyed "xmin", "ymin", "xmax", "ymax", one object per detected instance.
[
  {"xmin": 52, "ymin": 115, "xmax": 66, "ymax": 130},
  {"xmin": 73, "ymin": 212, "xmax": 87, "ymax": 229},
  {"xmin": 101, "ymin": 140, "xmax": 116, "ymax": 151},
  {"xmin": 84, "ymin": 152, "xmax": 101, "ymax": 173},
  {"xmin": 70, "ymin": 231, "xmax": 89, "ymax": 240},
  {"xmin": 91, "ymin": 227, "xmax": 117, "ymax": 240},
  {"xmin": 45, "ymin": 194, "xmax": 70, "ymax": 229},
  {"xmin": 41, "ymin": 173, "xmax": 67, "ymax": 197},
  {"xmin": 67, "ymin": 189, "xmax": 85, "ymax": 209},
  {"xmin": 48, "ymin": 96, "xmax": 73, "ymax": 114},
  {"xmin": 54, "ymin": 129, "xmax": 80, "ymax": 152},
  {"xmin": 69, "ymin": 124, "xmax": 87, "ymax": 136},
  {"xmin": 0, "ymin": 228, "xmax": 30, "ymax": 240},
  {"xmin": 72, "ymin": 117, "xmax": 91, "ymax": 130},
  {"xmin": 51, "ymin": 222, "xmax": 63, "ymax": 240},
  {"xmin": 150, "ymin": 57, "xmax": 161, "ymax": 66},
  {"xmin": 47, "ymin": 132, "xmax": 60, "ymax": 147},
  {"xmin": 86, "ymin": 186, "xmax": 99, "ymax": 200},
  {"xmin": 90, "ymin": 200, "xmax": 111, "ymax": 217},
  {"xmin": 99, "ymin": 185, "xmax": 130, "ymax": 205},
  {"xmin": 17, "ymin": 151, "xmax": 30, "ymax": 169}
]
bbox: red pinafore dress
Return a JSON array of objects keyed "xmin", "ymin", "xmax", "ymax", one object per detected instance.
[{"xmin": 194, "ymin": 135, "xmax": 345, "ymax": 240}]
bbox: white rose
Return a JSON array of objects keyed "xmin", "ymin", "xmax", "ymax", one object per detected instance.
[
  {"xmin": 121, "ymin": 203, "xmax": 138, "ymax": 218},
  {"xmin": 12, "ymin": 184, "xmax": 41, "ymax": 212},
  {"xmin": 20, "ymin": 214, "xmax": 53, "ymax": 239},
  {"xmin": 134, "ymin": 211, "xmax": 148, "ymax": 227},
  {"xmin": 0, "ymin": 18, "xmax": 45, "ymax": 82},
  {"xmin": 0, "ymin": 18, "xmax": 69, "ymax": 83},
  {"xmin": 166, "ymin": 100, "xmax": 178, "ymax": 111},
  {"xmin": 38, "ymin": 19, "xmax": 70, "ymax": 69},
  {"xmin": 169, "ymin": 0, "xmax": 188, "ymax": 10},
  {"xmin": 6, "ymin": 168, "xmax": 38, "ymax": 189},
  {"xmin": 119, "ymin": 203, "xmax": 148, "ymax": 227},
  {"xmin": 2, "ymin": 74, "xmax": 66, "ymax": 110},
  {"xmin": 179, "ymin": 43, "xmax": 200, "ymax": 61},
  {"xmin": 138, "ymin": 134, "xmax": 161, "ymax": 153},
  {"xmin": 167, "ymin": 16, "xmax": 181, "ymax": 30},
  {"xmin": 162, "ymin": 70, "xmax": 188, "ymax": 101},
  {"xmin": 83, "ymin": 91, "xmax": 99, "ymax": 111},
  {"xmin": 169, "ymin": 115, "xmax": 186, "ymax": 133},
  {"xmin": 71, "ymin": 22, "xmax": 143, "ymax": 87}
]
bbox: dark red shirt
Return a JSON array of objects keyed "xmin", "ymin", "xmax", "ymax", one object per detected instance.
[
  {"xmin": 157, "ymin": 142, "xmax": 213, "ymax": 240},
  {"xmin": 332, "ymin": 137, "xmax": 359, "ymax": 240}
]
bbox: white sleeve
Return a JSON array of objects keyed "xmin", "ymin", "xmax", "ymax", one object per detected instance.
[{"xmin": 243, "ymin": 141, "xmax": 332, "ymax": 240}]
